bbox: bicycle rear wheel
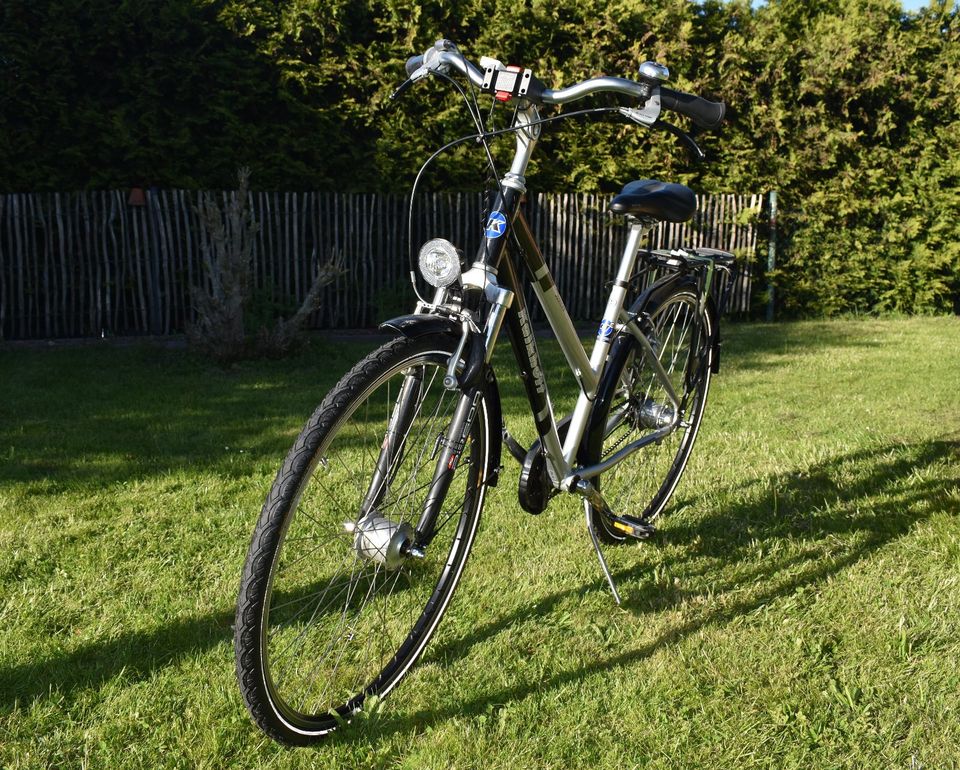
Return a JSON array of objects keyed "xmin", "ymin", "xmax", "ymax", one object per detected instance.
[
  {"xmin": 591, "ymin": 287, "xmax": 713, "ymax": 543},
  {"xmin": 234, "ymin": 333, "xmax": 491, "ymax": 743}
]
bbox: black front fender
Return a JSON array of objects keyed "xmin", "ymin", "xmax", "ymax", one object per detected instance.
[
  {"xmin": 379, "ymin": 313, "xmax": 460, "ymax": 338},
  {"xmin": 480, "ymin": 367, "xmax": 503, "ymax": 487}
]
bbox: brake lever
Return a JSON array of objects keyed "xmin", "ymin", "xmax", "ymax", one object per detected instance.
[
  {"xmin": 618, "ymin": 98, "xmax": 660, "ymax": 127},
  {"xmin": 653, "ymin": 120, "xmax": 706, "ymax": 162}
]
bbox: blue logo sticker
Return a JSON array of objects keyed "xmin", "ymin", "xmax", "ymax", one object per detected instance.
[
  {"xmin": 597, "ymin": 319, "xmax": 615, "ymax": 340},
  {"xmin": 484, "ymin": 211, "xmax": 507, "ymax": 239}
]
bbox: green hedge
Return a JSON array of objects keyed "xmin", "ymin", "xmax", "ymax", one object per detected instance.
[{"xmin": 1, "ymin": 0, "xmax": 957, "ymax": 314}]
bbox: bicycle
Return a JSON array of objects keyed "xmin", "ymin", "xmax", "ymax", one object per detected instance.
[{"xmin": 234, "ymin": 39, "xmax": 732, "ymax": 744}]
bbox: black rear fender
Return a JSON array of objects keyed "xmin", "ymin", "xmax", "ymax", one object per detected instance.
[
  {"xmin": 578, "ymin": 275, "xmax": 718, "ymax": 467},
  {"xmin": 630, "ymin": 275, "xmax": 721, "ymax": 373}
]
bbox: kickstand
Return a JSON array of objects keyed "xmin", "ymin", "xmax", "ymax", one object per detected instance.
[{"xmin": 584, "ymin": 500, "xmax": 622, "ymax": 605}]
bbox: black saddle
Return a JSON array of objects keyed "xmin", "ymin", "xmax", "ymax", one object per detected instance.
[{"xmin": 609, "ymin": 179, "xmax": 697, "ymax": 223}]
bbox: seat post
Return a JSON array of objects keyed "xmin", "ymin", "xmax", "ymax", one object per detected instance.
[{"xmin": 591, "ymin": 218, "xmax": 648, "ymax": 370}]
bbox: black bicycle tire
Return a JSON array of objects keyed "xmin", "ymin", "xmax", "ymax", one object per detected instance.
[
  {"xmin": 590, "ymin": 287, "xmax": 713, "ymax": 543},
  {"xmin": 234, "ymin": 333, "xmax": 491, "ymax": 744}
]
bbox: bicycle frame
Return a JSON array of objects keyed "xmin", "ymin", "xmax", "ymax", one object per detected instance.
[
  {"xmin": 496, "ymin": 209, "xmax": 670, "ymax": 488},
  {"xmin": 457, "ymin": 104, "xmax": 686, "ymax": 494},
  {"xmin": 398, "ymin": 100, "xmax": 720, "ymax": 561}
]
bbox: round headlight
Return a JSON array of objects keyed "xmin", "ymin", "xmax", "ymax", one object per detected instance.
[{"xmin": 418, "ymin": 238, "xmax": 461, "ymax": 288}]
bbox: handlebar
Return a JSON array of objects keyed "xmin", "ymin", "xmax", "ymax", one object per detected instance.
[
  {"xmin": 658, "ymin": 88, "xmax": 725, "ymax": 131},
  {"xmin": 398, "ymin": 42, "xmax": 725, "ymax": 131}
]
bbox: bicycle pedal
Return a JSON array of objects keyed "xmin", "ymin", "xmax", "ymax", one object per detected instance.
[{"xmin": 607, "ymin": 514, "xmax": 656, "ymax": 540}]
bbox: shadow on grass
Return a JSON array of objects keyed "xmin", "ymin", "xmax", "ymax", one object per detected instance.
[
  {"xmin": 0, "ymin": 341, "xmax": 369, "ymax": 489},
  {"xmin": 0, "ymin": 569, "xmax": 415, "ymax": 713},
  {"xmin": 716, "ymin": 318, "xmax": 893, "ymax": 374},
  {"xmin": 0, "ymin": 608, "xmax": 235, "ymax": 714},
  {"xmin": 1, "ymin": 440, "xmax": 956, "ymax": 734},
  {"xmin": 354, "ymin": 437, "xmax": 958, "ymax": 742}
]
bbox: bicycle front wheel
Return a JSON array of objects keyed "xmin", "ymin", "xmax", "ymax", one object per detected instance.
[
  {"xmin": 591, "ymin": 286, "xmax": 713, "ymax": 543},
  {"xmin": 234, "ymin": 333, "xmax": 491, "ymax": 744}
]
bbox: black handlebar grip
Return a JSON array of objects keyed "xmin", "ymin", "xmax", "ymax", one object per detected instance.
[
  {"xmin": 659, "ymin": 87, "xmax": 726, "ymax": 130},
  {"xmin": 405, "ymin": 55, "xmax": 424, "ymax": 76}
]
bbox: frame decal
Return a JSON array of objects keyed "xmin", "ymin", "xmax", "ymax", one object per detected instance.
[{"xmin": 484, "ymin": 211, "xmax": 508, "ymax": 239}]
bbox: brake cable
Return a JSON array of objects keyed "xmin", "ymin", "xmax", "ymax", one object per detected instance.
[{"xmin": 399, "ymin": 81, "xmax": 704, "ymax": 299}]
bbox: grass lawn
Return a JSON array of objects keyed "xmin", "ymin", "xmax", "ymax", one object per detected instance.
[{"xmin": 1, "ymin": 316, "xmax": 959, "ymax": 769}]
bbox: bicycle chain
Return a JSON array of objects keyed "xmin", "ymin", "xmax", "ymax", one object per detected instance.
[{"xmin": 601, "ymin": 418, "xmax": 639, "ymax": 460}]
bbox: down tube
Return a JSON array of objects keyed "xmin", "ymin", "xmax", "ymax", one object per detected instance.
[{"xmin": 497, "ymin": 244, "xmax": 566, "ymax": 481}]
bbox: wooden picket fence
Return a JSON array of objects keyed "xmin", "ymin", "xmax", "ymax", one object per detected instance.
[{"xmin": 0, "ymin": 190, "xmax": 763, "ymax": 340}]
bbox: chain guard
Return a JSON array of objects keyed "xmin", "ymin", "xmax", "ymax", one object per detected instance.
[{"xmin": 517, "ymin": 416, "xmax": 571, "ymax": 514}]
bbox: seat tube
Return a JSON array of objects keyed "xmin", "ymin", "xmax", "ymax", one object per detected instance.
[
  {"xmin": 592, "ymin": 220, "xmax": 648, "ymax": 368},
  {"xmin": 561, "ymin": 220, "xmax": 649, "ymax": 463}
]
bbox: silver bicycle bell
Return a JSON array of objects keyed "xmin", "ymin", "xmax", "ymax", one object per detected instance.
[{"xmin": 638, "ymin": 61, "xmax": 670, "ymax": 83}]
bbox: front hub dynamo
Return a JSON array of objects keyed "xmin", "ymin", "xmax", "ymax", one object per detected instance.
[{"xmin": 344, "ymin": 514, "xmax": 414, "ymax": 569}]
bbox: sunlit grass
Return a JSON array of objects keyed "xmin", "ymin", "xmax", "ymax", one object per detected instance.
[{"xmin": 1, "ymin": 316, "xmax": 958, "ymax": 769}]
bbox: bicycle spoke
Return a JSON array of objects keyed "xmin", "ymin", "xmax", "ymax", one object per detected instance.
[
  {"xmin": 594, "ymin": 292, "xmax": 710, "ymax": 532},
  {"xmin": 250, "ymin": 342, "xmax": 485, "ymax": 728},
  {"xmin": 363, "ymin": 365, "xmax": 446, "ymax": 518}
]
